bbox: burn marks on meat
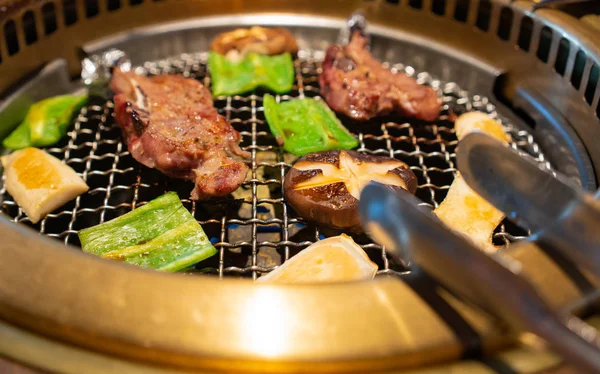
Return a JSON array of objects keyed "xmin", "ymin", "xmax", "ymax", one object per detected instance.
[
  {"xmin": 121, "ymin": 77, "xmax": 150, "ymax": 136},
  {"xmin": 110, "ymin": 68, "xmax": 249, "ymax": 199},
  {"xmin": 130, "ymin": 78, "xmax": 148, "ymax": 110},
  {"xmin": 131, "ymin": 109, "xmax": 147, "ymax": 135},
  {"xmin": 124, "ymin": 102, "xmax": 148, "ymax": 136},
  {"xmin": 320, "ymin": 32, "xmax": 441, "ymax": 122},
  {"xmin": 334, "ymin": 55, "xmax": 356, "ymax": 72}
]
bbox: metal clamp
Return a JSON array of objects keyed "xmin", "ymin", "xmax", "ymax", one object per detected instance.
[
  {"xmin": 457, "ymin": 132, "xmax": 600, "ymax": 279},
  {"xmin": 358, "ymin": 132, "xmax": 600, "ymax": 372}
]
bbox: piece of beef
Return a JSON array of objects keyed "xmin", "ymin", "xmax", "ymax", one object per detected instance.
[
  {"xmin": 111, "ymin": 69, "xmax": 250, "ymax": 200},
  {"xmin": 320, "ymin": 32, "xmax": 440, "ymax": 122}
]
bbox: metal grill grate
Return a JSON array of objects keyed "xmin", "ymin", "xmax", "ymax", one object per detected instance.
[{"xmin": 0, "ymin": 50, "xmax": 551, "ymax": 279}]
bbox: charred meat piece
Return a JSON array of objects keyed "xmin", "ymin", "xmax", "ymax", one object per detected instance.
[
  {"xmin": 210, "ymin": 26, "xmax": 299, "ymax": 60},
  {"xmin": 111, "ymin": 69, "xmax": 249, "ymax": 200},
  {"xmin": 320, "ymin": 32, "xmax": 440, "ymax": 121}
]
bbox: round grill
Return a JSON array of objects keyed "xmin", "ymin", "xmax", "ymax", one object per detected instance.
[
  {"xmin": 1, "ymin": 1, "xmax": 600, "ymax": 372},
  {"xmin": 0, "ymin": 50, "xmax": 549, "ymax": 278}
]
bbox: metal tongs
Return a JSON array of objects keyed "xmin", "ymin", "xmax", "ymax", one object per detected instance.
[
  {"xmin": 358, "ymin": 132, "xmax": 600, "ymax": 372},
  {"xmin": 532, "ymin": 0, "xmax": 597, "ymax": 10}
]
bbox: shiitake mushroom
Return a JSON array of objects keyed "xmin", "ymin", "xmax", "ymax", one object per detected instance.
[
  {"xmin": 284, "ymin": 150, "xmax": 417, "ymax": 232},
  {"xmin": 210, "ymin": 26, "xmax": 299, "ymax": 60}
]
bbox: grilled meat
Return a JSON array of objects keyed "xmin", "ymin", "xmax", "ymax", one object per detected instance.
[
  {"xmin": 111, "ymin": 69, "xmax": 249, "ymax": 200},
  {"xmin": 210, "ymin": 26, "xmax": 299, "ymax": 61},
  {"xmin": 320, "ymin": 32, "xmax": 440, "ymax": 121}
]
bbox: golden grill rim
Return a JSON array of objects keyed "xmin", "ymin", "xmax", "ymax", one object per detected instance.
[
  {"xmin": 2, "ymin": 213, "xmax": 594, "ymax": 372},
  {"xmin": 0, "ymin": 0, "xmax": 600, "ymax": 94},
  {"xmin": 0, "ymin": 0, "xmax": 599, "ymax": 372}
]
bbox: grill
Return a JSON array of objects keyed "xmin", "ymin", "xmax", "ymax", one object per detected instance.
[
  {"xmin": 1, "ymin": 1, "xmax": 600, "ymax": 373},
  {"xmin": 0, "ymin": 50, "xmax": 547, "ymax": 278}
]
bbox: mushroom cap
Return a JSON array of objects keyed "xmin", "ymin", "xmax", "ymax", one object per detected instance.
[{"xmin": 284, "ymin": 150, "xmax": 417, "ymax": 232}]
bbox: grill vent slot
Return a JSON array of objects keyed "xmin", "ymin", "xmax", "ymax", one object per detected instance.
[
  {"xmin": 497, "ymin": 7, "xmax": 512, "ymax": 41},
  {"xmin": 386, "ymin": 0, "xmax": 400, "ymax": 4},
  {"xmin": 518, "ymin": 16, "xmax": 533, "ymax": 52},
  {"xmin": 476, "ymin": 0, "xmax": 491, "ymax": 31},
  {"xmin": 22, "ymin": 11, "xmax": 39, "ymax": 45},
  {"xmin": 555, "ymin": 38, "xmax": 570, "ymax": 76},
  {"xmin": 409, "ymin": 0, "xmax": 423, "ymax": 10},
  {"xmin": 86, "ymin": 0, "xmax": 100, "ymax": 18},
  {"xmin": 62, "ymin": 0, "xmax": 78, "ymax": 26},
  {"xmin": 537, "ymin": 26, "xmax": 552, "ymax": 63},
  {"xmin": 585, "ymin": 64, "xmax": 598, "ymax": 105},
  {"xmin": 4, "ymin": 20, "xmax": 19, "ymax": 56},
  {"xmin": 42, "ymin": 2, "xmax": 58, "ymax": 35},
  {"xmin": 571, "ymin": 50, "xmax": 587, "ymax": 89},
  {"xmin": 432, "ymin": 0, "xmax": 445, "ymax": 15},
  {"xmin": 130, "ymin": 0, "xmax": 144, "ymax": 6},
  {"xmin": 107, "ymin": 0, "xmax": 121, "ymax": 11},
  {"xmin": 454, "ymin": 0, "xmax": 469, "ymax": 23}
]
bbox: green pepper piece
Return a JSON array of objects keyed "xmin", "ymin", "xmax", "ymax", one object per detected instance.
[
  {"xmin": 31, "ymin": 95, "xmax": 87, "ymax": 147},
  {"xmin": 208, "ymin": 52, "xmax": 294, "ymax": 96},
  {"xmin": 79, "ymin": 192, "xmax": 195, "ymax": 255},
  {"xmin": 2, "ymin": 113, "xmax": 33, "ymax": 150},
  {"xmin": 101, "ymin": 220, "xmax": 217, "ymax": 272},
  {"xmin": 79, "ymin": 192, "xmax": 216, "ymax": 271},
  {"xmin": 2, "ymin": 94, "xmax": 87, "ymax": 150},
  {"xmin": 263, "ymin": 94, "xmax": 359, "ymax": 156}
]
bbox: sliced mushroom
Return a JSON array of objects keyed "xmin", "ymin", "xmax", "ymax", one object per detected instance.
[
  {"xmin": 284, "ymin": 150, "xmax": 417, "ymax": 231},
  {"xmin": 210, "ymin": 26, "xmax": 299, "ymax": 61}
]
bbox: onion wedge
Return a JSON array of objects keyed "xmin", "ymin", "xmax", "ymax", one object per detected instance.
[
  {"xmin": 433, "ymin": 112, "xmax": 510, "ymax": 252},
  {"xmin": 257, "ymin": 234, "xmax": 377, "ymax": 284},
  {"xmin": 1, "ymin": 148, "xmax": 88, "ymax": 223}
]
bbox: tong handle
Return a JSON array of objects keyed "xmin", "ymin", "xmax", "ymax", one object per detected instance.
[
  {"xmin": 358, "ymin": 183, "xmax": 600, "ymax": 372},
  {"xmin": 456, "ymin": 132, "xmax": 600, "ymax": 280},
  {"xmin": 533, "ymin": 0, "xmax": 596, "ymax": 9}
]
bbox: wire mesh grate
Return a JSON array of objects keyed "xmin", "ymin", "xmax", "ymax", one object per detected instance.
[{"xmin": 0, "ymin": 50, "xmax": 551, "ymax": 278}]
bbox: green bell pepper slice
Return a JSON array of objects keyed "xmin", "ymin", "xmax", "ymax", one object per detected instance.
[
  {"xmin": 208, "ymin": 52, "xmax": 294, "ymax": 96},
  {"xmin": 78, "ymin": 192, "xmax": 217, "ymax": 272},
  {"xmin": 263, "ymin": 94, "xmax": 358, "ymax": 156},
  {"xmin": 3, "ymin": 94, "xmax": 87, "ymax": 150},
  {"xmin": 101, "ymin": 220, "xmax": 217, "ymax": 272}
]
